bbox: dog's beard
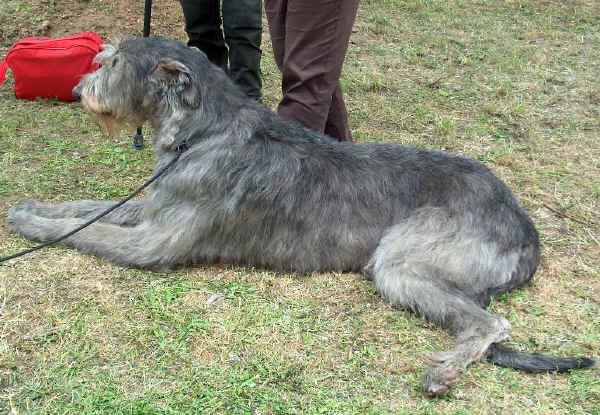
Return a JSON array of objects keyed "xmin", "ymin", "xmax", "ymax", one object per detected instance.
[
  {"xmin": 81, "ymin": 95, "xmax": 142, "ymax": 137},
  {"xmin": 89, "ymin": 113, "xmax": 123, "ymax": 137}
]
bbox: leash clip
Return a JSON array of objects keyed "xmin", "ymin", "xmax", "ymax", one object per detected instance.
[{"xmin": 133, "ymin": 132, "xmax": 144, "ymax": 150}]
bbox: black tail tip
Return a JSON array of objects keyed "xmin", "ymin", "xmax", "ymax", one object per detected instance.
[
  {"xmin": 486, "ymin": 343, "xmax": 596, "ymax": 373},
  {"xmin": 527, "ymin": 356, "xmax": 596, "ymax": 373}
]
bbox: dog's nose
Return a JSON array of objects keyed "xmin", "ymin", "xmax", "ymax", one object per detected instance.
[{"xmin": 72, "ymin": 87, "xmax": 81, "ymax": 101}]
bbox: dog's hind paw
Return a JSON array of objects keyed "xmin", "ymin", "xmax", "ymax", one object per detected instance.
[{"xmin": 422, "ymin": 359, "xmax": 466, "ymax": 397}]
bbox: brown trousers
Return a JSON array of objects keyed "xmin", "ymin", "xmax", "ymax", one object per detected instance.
[{"xmin": 265, "ymin": 0, "xmax": 359, "ymax": 141}]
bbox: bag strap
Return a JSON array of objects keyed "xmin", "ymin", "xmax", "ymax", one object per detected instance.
[{"xmin": 57, "ymin": 32, "xmax": 103, "ymax": 47}]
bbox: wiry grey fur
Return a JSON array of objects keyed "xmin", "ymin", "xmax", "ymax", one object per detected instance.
[{"xmin": 5, "ymin": 37, "xmax": 594, "ymax": 396}]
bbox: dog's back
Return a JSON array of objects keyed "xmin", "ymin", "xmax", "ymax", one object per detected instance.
[{"xmin": 177, "ymin": 128, "xmax": 538, "ymax": 287}]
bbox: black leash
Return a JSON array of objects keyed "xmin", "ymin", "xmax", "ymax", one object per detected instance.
[
  {"xmin": 133, "ymin": 0, "xmax": 153, "ymax": 150},
  {"xmin": 0, "ymin": 148, "xmax": 183, "ymax": 265},
  {"xmin": 143, "ymin": 0, "xmax": 153, "ymax": 38}
]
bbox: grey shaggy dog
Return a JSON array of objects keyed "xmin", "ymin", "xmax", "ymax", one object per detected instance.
[{"xmin": 5, "ymin": 37, "xmax": 594, "ymax": 396}]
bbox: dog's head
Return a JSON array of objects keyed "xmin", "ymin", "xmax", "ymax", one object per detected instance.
[
  {"xmin": 73, "ymin": 36, "xmax": 251, "ymax": 154},
  {"xmin": 73, "ymin": 37, "xmax": 213, "ymax": 136}
]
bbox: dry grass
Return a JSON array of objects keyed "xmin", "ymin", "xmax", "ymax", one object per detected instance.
[{"xmin": 0, "ymin": 0, "xmax": 599, "ymax": 413}]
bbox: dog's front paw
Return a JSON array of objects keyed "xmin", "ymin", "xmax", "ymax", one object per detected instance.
[
  {"xmin": 5, "ymin": 202, "xmax": 34, "ymax": 235},
  {"xmin": 5, "ymin": 202, "xmax": 55, "ymax": 242},
  {"xmin": 10, "ymin": 199, "xmax": 40, "ymax": 213},
  {"xmin": 11, "ymin": 199, "xmax": 51, "ymax": 216}
]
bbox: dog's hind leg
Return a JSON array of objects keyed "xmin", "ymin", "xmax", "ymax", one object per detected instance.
[
  {"xmin": 9, "ymin": 199, "xmax": 145, "ymax": 226},
  {"xmin": 367, "ymin": 209, "xmax": 526, "ymax": 396},
  {"xmin": 371, "ymin": 260, "xmax": 511, "ymax": 396}
]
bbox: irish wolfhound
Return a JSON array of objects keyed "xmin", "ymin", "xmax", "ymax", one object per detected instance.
[{"xmin": 5, "ymin": 37, "xmax": 594, "ymax": 396}]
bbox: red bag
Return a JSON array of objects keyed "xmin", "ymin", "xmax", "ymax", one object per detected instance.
[{"xmin": 0, "ymin": 32, "xmax": 103, "ymax": 102}]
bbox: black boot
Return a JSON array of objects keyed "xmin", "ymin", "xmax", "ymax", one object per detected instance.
[
  {"xmin": 179, "ymin": 0, "xmax": 228, "ymax": 71},
  {"xmin": 222, "ymin": 0, "xmax": 263, "ymax": 101}
]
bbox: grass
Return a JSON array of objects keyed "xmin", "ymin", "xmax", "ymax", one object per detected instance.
[{"xmin": 1, "ymin": 0, "xmax": 599, "ymax": 413}]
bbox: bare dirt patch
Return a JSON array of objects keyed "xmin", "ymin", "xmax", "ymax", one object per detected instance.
[{"xmin": 1, "ymin": 0, "xmax": 186, "ymax": 50}]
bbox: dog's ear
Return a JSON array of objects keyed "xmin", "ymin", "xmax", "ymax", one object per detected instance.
[
  {"xmin": 154, "ymin": 59, "xmax": 189, "ymax": 80},
  {"xmin": 153, "ymin": 59, "xmax": 201, "ymax": 107}
]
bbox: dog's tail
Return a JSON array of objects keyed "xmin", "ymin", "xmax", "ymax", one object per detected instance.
[{"xmin": 486, "ymin": 343, "xmax": 595, "ymax": 373}]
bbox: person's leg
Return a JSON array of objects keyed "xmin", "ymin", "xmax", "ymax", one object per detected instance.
[
  {"xmin": 324, "ymin": 84, "xmax": 351, "ymax": 140},
  {"xmin": 222, "ymin": 0, "xmax": 263, "ymax": 101},
  {"xmin": 322, "ymin": 0, "xmax": 358, "ymax": 141},
  {"xmin": 264, "ymin": 0, "xmax": 287, "ymax": 70},
  {"xmin": 268, "ymin": 0, "xmax": 358, "ymax": 141},
  {"xmin": 179, "ymin": 0, "xmax": 228, "ymax": 71}
]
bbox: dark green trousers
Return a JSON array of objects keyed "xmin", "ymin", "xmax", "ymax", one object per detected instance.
[{"xmin": 179, "ymin": 0, "xmax": 263, "ymax": 101}]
